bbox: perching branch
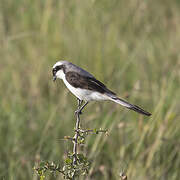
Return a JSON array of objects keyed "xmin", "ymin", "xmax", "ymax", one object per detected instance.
[
  {"xmin": 73, "ymin": 100, "xmax": 81, "ymax": 165},
  {"xmin": 34, "ymin": 98, "xmax": 108, "ymax": 180}
]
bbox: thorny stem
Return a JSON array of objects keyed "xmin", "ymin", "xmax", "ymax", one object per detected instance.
[
  {"xmin": 73, "ymin": 111, "xmax": 80, "ymax": 165},
  {"xmin": 75, "ymin": 129, "xmax": 108, "ymax": 134},
  {"xmin": 35, "ymin": 99, "xmax": 108, "ymax": 180},
  {"xmin": 73, "ymin": 99, "xmax": 82, "ymax": 166},
  {"xmin": 72, "ymin": 99, "xmax": 106, "ymax": 179}
]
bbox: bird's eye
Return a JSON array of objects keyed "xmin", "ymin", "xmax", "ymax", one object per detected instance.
[
  {"xmin": 52, "ymin": 68, "xmax": 56, "ymax": 76},
  {"xmin": 52, "ymin": 65, "xmax": 63, "ymax": 76}
]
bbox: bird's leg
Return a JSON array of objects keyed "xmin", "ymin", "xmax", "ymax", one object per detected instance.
[
  {"xmin": 77, "ymin": 98, "xmax": 83, "ymax": 109},
  {"xmin": 75, "ymin": 101, "xmax": 88, "ymax": 115},
  {"xmin": 75, "ymin": 102, "xmax": 89, "ymax": 115},
  {"xmin": 75, "ymin": 99, "xmax": 83, "ymax": 115}
]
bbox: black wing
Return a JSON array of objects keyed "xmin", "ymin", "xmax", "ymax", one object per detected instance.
[{"xmin": 65, "ymin": 71, "xmax": 116, "ymax": 95}]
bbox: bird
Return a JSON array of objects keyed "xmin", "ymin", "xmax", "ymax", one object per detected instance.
[{"xmin": 52, "ymin": 60, "xmax": 151, "ymax": 116}]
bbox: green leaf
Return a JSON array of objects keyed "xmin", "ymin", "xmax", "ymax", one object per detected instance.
[
  {"xmin": 65, "ymin": 158, "xmax": 72, "ymax": 165},
  {"xmin": 40, "ymin": 175, "xmax": 45, "ymax": 180}
]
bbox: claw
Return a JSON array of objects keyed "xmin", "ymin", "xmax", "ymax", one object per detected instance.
[{"xmin": 75, "ymin": 109, "xmax": 82, "ymax": 115}]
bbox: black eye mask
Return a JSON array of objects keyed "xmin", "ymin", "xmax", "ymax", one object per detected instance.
[{"xmin": 52, "ymin": 65, "xmax": 64, "ymax": 81}]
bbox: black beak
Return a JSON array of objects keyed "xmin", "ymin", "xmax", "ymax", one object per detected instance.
[
  {"xmin": 52, "ymin": 69, "xmax": 57, "ymax": 82},
  {"xmin": 53, "ymin": 76, "xmax": 57, "ymax": 82}
]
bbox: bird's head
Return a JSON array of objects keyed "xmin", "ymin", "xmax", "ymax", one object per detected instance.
[{"xmin": 52, "ymin": 61, "xmax": 68, "ymax": 81}]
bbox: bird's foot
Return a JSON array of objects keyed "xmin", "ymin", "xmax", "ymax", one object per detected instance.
[{"xmin": 75, "ymin": 109, "xmax": 82, "ymax": 115}]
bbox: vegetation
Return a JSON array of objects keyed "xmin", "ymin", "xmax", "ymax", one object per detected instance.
[{"xmin": 0, "ymin": 0, "xmax": 180, "ymax": 179}]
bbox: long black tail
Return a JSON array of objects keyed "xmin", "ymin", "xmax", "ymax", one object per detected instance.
[{"xmin": 111, "ymin": 97, "xmax": 151, "ymax": 116}]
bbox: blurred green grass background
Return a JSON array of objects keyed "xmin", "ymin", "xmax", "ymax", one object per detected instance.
[{"xmin": 0, "ymin": 0, "xmax": 180, "ymax": 179}]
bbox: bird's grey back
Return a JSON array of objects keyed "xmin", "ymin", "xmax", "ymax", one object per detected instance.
[{"xmin": 63, "ymin": 61, "xmax": 94, "ymax": 78}]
